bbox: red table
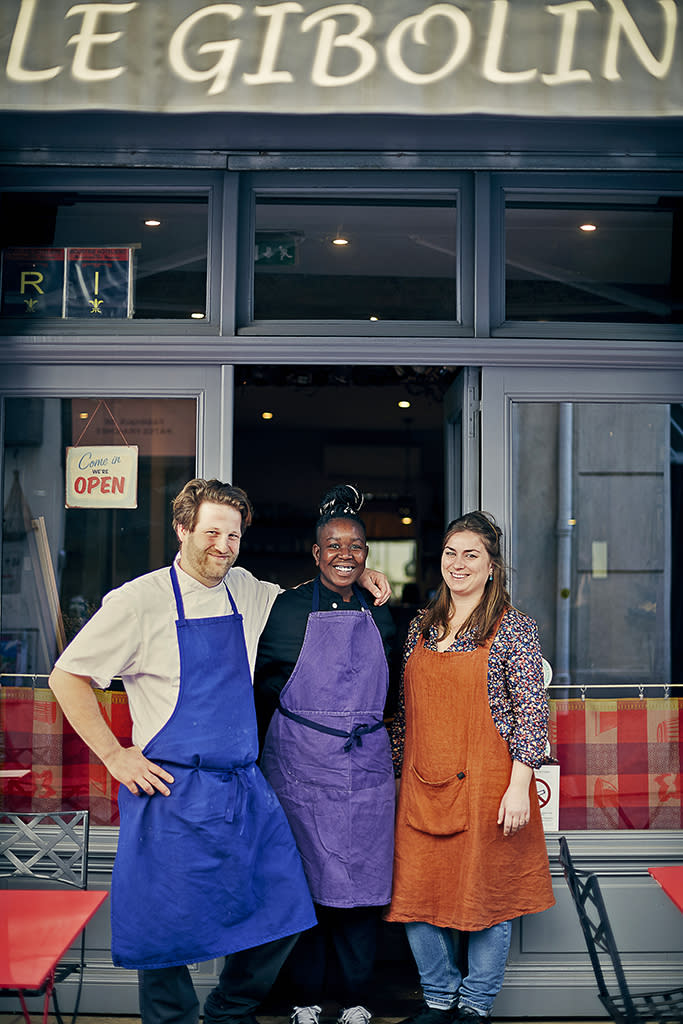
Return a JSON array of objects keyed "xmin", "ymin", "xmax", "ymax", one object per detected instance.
[
  {"xmin": 0, "ymin": 889, "xmax": 108, "ymax": 1024},
  {"xmin": 648, "ymin": 865, "xmax": 683, "ymax": 913}
]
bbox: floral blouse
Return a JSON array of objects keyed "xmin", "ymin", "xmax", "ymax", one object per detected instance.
[{"xmin": 390, "ymin": 606, "xmax": 549, "ymax": 774}]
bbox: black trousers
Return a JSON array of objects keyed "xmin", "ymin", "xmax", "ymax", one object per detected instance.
[
  {"xmin": 282, "ymin": 904, "xmax": 381, "ymax": 1008},
  {"xmin": 138, "ymin": 933, "xmax": 300, "ymax": 1024}
]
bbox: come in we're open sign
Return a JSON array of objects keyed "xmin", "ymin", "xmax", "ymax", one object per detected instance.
[{"xmin": 65, "ymin": 446, "xmax": 138, "ymax": 509}]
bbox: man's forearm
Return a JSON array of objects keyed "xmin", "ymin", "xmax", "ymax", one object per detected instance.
[
  {"xmin": 49, "ymin": 667, "xmax": 123, "ymax": 765},
  {"xmin": 49, "ymin": 666, "xmax": 175, "ymax": 796}
]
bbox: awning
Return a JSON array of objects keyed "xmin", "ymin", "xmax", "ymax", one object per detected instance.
[{"xmin": 1, "ymin": 0, "xmax": 681, "ymax": 117}]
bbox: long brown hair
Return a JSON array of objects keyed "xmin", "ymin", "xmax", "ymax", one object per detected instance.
[{"xmin": 420, "ymin": 511, "xmax": 510, "ymax": 647}]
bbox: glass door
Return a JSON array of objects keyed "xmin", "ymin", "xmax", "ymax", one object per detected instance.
[
  {"xmin": 481, "ymin": 367, "xmax": 683, "ymax": 832},
  {"xmin": 1, "ymin": 363, "xmax": 227, "ymax": 825}
]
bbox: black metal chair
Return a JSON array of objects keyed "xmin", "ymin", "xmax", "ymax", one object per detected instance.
[
  {"xmin": 558, "ymin": 835, "xmax": 683, "ymax": 1024},
  {"xmin": 0, "ymin": 810, "xmax": 91, "ymax": 1024}
]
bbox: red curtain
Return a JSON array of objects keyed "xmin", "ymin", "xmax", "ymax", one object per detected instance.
[
  {"xmin": 3, "ymin": 688, "xmax": 682, "ymax": 830},
  {"xmin": 550, "ymin": 698, "xmax": 683, "ymax": 830},
  {"xmin": 1, "ymin": 685, "xmax": 132, "ymax": 825}
]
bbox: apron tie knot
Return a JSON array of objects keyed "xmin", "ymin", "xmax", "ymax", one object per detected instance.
[
  {"xmin": 277, "ymin": 704, "xmax": 385, "ymax": 752},
  {"xmin": 221, "ymin": 765, "xmax": 251, "ymax": 831},
  {"xmin": 343, "ymin": 722, "xmax": 378, "ymax": 751}
]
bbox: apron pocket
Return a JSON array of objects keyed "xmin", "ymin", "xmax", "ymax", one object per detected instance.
[{"xmin": 405, "ymin": 763, "xmax": 469, "ymax": 836}]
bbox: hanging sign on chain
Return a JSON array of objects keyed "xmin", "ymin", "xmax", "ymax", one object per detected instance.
[{"xmin": 65, "ymin": 401, "xmax": 138, "ymax": 509}]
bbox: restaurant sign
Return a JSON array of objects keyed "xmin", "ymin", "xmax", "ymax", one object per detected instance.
[
  {"xmin": 65, "ymin": 446, "xmax": 139, "ymax": 509},
  {"xmin": 0, "ymin": 0, "xmax": 681, "ymax": 118}
]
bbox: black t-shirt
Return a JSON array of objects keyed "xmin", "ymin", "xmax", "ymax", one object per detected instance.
[{"xmin": 254, "ymin": 576, "xmax": 396, "ymax": 747}]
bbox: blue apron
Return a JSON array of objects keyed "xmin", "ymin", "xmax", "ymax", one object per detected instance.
[
  {"xmin": 260, "ymin": 579, "xmax": 395, "ymax": 908},
  {"xmin": 111, "ymin": 564, "xmax": 316, "ymax": 970}
]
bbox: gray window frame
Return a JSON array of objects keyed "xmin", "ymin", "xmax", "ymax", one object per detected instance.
[
  {"xmin": 490, "ymin": 171, "xmax": 683, "ymax": 341},
  {"xmin": 235, "ymin": 170, "xmax": 474, "ymax": 337},
  {"xmin": 0, "ymin": 168, "xmax": 226, "ymax": 336}
]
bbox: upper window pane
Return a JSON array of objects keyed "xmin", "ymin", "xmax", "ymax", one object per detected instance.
[
  {"xmin": 254, "ymin": 198, "xmax": 458, "ymax": 321},
  {"xmin": 0, "ymin": 194, "xmax": 208, "ymax": 320},
  {"xmin": 505, "ymin": 197, "xmax": 682, "ymax": 324}
]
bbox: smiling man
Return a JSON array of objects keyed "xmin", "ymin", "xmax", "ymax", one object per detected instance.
[{"xmin": 48, "ymin": 479, "xmax": 389, "ymax": 1024}]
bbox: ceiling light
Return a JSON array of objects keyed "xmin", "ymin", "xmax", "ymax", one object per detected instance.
[
  {"xmin": 401, "ymin": 516, "xmax": 413, "ymax": 526},
  {"xmin": 190, "ymin": 312, "xmax": 205, "ymax": 319},
  {"xmin": 261, "ymin": 411, "xmax": 274, "ymax": 420},
  {"xmin": 369, "ymin": 315, "xmax": 379, "ymax": 322},
  {"xmin": 332, "ymin": 236, "xmax": 349, "ymax": 246},
  {"xmin": 144, "ymin": 219, "xmax": 161, "ymax": 227},
  {"xmin": 79, "ymin": 412, "xmax": 89, "ymax": 420},
  {"xmin": 579, "ymin": 223, "xmax": 597, "ymax": 232},
  {"xmin": 398, "ymin": 400, "xmax": 411, "ymax": 409}
]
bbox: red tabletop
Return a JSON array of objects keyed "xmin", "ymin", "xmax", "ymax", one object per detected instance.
[
  {"xmin": 0, "ymin": 889, "xmax": 108, "ymax": 989},
  {"xmin": 648, "ymin": 865, "xmax": 683, "ymax": 913}
]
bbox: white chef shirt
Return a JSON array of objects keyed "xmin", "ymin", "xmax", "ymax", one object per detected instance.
[{"xmin": 55, "ymin": 557, "xmax": 281, "ymax": 749}]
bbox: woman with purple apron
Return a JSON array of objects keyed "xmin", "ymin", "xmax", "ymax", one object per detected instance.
[{"xmin": 256, "ymin": 486, "xmax": 396, "ymax": 1024}]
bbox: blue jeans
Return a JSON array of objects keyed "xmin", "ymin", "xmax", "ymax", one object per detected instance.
[{"xmin": 404, "ymin": 920, "xmax": 512, "ymax": 1016}]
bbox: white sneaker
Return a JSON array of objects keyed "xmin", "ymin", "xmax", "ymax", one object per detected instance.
[
  {"xmin": 291, "ymin": 1006, "xmax": 323, "ymax": 1024},
  {"xmin": 338, "ymin": 1006, "xmax": 372, "ymax": 1024}
]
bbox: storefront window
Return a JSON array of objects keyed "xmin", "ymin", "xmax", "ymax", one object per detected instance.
[
  {"xmin": 512, "ymin": 401, "xmax": 682, "ymax": 829},
  {"xmin": 1, "ymin": 396, "xmax": 196, "ymax": 823},
  {"xmin": 253, "ymin": 197, "xmax": 458, "ymax": 321},
  {"xmin": 0, "ymin": 194, "xmax": 208, "ymax": 319},
  {"xmin": 505, "ymin": 197, "xmax": 682, "ymax": 324}
]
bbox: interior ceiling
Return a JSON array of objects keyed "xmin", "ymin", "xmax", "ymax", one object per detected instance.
[{"xmin": 233, "ymin": 365, "xmax": 460, "ymax": 432}]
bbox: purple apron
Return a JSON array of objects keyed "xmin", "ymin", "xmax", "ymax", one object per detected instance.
[
  {"xmin": 110, "ymin": 564, "xmax": 316, "ymax": 969},
  {"xmin": 260, "ymin": 579, "xmax": 395, "ymax": 908}
]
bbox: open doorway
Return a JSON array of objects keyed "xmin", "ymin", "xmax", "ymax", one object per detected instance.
[
  {"xmin": 232, "ymin": 363, "xmax": 460, "ymax": 998},
  {"xmin": 233, "ymin": 364, "xmax": 459, "ymax": 605}
]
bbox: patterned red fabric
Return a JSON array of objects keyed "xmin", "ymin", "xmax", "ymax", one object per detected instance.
[
  {"xmin": 550, "ymin": 698, "xmax": 683, "ymax": 830},
  {"xmin": 3, "ymin": 689, "xmax": 681, "ymax": 830},
  {"xmin": 1, "ymin": 685, "xmax": 132, "ymax": 825}
]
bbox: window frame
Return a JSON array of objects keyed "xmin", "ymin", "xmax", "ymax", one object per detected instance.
[
  {"xmin": 235, "ymin": 170, "xmax": 475, "ymax": 337},
  {"xmin": 0, "ymin": 169, "xmax": 226, "ymax": 335},
  {"xmin": 490, "ymin": 172, "xmax": 683, "ymax": 341}
]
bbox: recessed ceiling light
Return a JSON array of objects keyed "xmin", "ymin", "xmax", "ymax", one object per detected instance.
[
  {"xmin": 369, "ymin": 315, "xmax": 379, "ymax": 322},
  {"xmin": 145, "ymin": 219, "xmax": 161, "ymax": 227},
  {"xmin": 190, "ymin": 312, "xmax": 205, "ymax": 319},
  {"xmin": 401, "ymin": 516, "xmax": 413, "ymax": 526},
  {"xmin": 579, "ymin": 223, "xmax": 597, "ymax": 232},
  {"xmin": 398, "ymin": 400, "xmax": 411, "ymax": 409},
  {"xmin": 261, "ymin": 411, "xmax": 274, "ymax": 420},
  {"xmin": 332, "ymin": 237, "xmax": 349, "ymax": 246}
]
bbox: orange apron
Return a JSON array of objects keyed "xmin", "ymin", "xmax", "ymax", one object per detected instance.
[{"xmin": 386, "ymin": 629, "xmax": 554, "ymax": 931}]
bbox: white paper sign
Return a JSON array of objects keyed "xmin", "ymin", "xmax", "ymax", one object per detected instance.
[
  {"xmin": 534, "ymin": 763, "xmax": 560, "ymax": 832},
  {"xmin": 65, "ymin": 446, "xmax": 138, "ymax": 508}
]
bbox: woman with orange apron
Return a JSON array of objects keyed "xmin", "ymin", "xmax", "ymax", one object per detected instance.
[{"xmin": 386, "ymin": 512, "xmax": 554, "ymax": 1024}]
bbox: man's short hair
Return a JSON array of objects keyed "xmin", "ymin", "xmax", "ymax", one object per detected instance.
[{"xmin": 172, "ymin": 479, "xmax": 253, "ymax": 534}]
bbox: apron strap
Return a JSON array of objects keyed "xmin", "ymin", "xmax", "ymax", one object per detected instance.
[
  {"xmin": 312, "ymin": 576, "xmax": 370, "ymax": 612},
  {"xmin": 170, "ymin": 562, "xmax": 185, "ymax": 619},
  {"xmin": 170, "ymin": 562, "xmax": 239, "ymax": 621},
  {"xmin": 276, "ymin": 704, "xmax": 384, "ymax": 752}
]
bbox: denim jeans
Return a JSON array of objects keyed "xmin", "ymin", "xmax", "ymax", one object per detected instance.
[{"xmin": 404, "ymin": 920, "xmax": 512, "ymax": 1016}]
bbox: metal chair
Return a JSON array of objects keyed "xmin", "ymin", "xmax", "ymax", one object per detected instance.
[
  {"xmin": 0, "ymin": 810, "xmax": 91, "ymax": 1024},
  {"xmin": 558, "ymin": 835, "xmax": 683, "ymax": 1024}
]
